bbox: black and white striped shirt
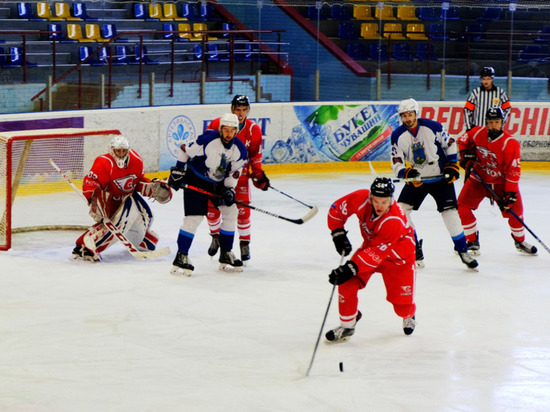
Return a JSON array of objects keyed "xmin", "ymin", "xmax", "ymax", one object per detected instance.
[{"xmin": 463, "ymin": 85, "xmax": 511, "ymax": 130}]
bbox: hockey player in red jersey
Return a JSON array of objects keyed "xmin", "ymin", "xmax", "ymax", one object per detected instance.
[
  {"xmin": 325, "ymin": 177, "xmax": 417, "ymax": 343},
  {"xmin": 205, "ymin": 95, "xmax": 270, "ymax": 263},
  {"xmin": 72, "ymin": 135, "xmax": 172, "ymax": 261},
  {"xmin": 457, "ymin": 107, "xmax": 537, "ymax": 255}
]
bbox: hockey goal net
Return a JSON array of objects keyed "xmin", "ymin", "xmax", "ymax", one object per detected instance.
[{"xmin": 0, "ymin": 128, "xmax": 122, "ymax": 251}]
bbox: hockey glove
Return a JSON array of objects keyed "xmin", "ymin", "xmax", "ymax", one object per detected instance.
[
  {"xmin": 404, "ymin": 167, "xmax": 422, "ymax": 187},
  {"xmin": 443, "ymin": 162, "xmax": 460, "ymax": 184},
  {"xmin": 151, "ymin": 179, "xmax": 173, "ymax": 204},
  {"xmin": 88, "ymin": 190, "xmax": 108, "ymax": 223},
  {"xmin": 328, "ymin": 260, "xmax": 358, "ymax": 286},
  {"xmin": 252, "ymin": 171, "xmax": 270, "ymax": 191},
  {"xmin": 168, "ymin": 166, "xmax": 186, "ymax": 191},
  {"xmin": 331, "ymin": 228, "xmax": 352, "ymax": 256},
  {"xmin": 220, "ymin": 187, "xmax": 236, "ymax": 206},
  {"xmin": 498, "ymin": 192, "xmax": 517, "ymax": 211},
  {"xmin": 459, "ymin": 150, "xmax": 476, "ymax": 180}
]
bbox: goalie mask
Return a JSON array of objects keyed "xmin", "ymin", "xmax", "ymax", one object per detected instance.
[{"xmin": 109, "ymin": 135, "xmax": 130, "ymax": 168}]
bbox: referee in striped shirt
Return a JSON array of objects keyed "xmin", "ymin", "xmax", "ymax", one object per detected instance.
[{"xmin": 463, "ymin": 66, "xmax": 512, "ymax": 131}]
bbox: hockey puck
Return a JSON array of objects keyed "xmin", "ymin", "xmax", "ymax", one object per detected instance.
[{"xmin": 339, "ymin": 362, "xmax": 344, "ymax": 372}]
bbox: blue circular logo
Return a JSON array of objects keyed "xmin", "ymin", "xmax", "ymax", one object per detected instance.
[{"xmin": 166, "ymin": 115, "xmax": 196, "ymax": 159}]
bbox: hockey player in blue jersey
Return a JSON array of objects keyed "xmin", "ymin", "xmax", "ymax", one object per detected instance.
[
  {"xmin": 167, "ymin": 113, "xmax": 248, "ymax": 276},
  {"xmin": 390, "ymin": 98, "xmax": 478, "ymax": 271}
]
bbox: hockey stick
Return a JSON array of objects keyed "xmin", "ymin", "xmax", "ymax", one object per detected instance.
[
  {"xmin": 305, "ymin": 253, "xmax": 346, "ymax": 377},
  {"xmin": 183, "ymin": 183, "xmax": 318, "ymax": 225},
  {"xmin": 393, "ymin": 174, "xmax": 448, "ymax": 184},
  {"xmin": 49, "ymin": 159, "xmax": 170, "ymax": 260},
  {"xmin": 269, "ymin": 185, "xmax": 316, "ymax": 209},
  {"xmin": 471, "ymin": 170, "xmax": 550, "ymax": 254}
]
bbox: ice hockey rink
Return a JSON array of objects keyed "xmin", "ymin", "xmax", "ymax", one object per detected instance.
[{"xmin": 1, "ymin": 171, "xmax": 549, "ymax": 411}]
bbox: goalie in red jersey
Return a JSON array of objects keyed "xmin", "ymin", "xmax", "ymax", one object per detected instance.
[
  {"xmin": 325, "ymin": 177, "xmax": 417, "ymax": 343},
  {"xmin": 457, "ymin": 107, "xmax": 537, "ymax": 256},
  {"xmin": 71, "ymin": 135, "xmax": 172, "ymax": 261},
  {"xmin": 205, "ymin": 95, "xmax": 270, "ymax": 263}
]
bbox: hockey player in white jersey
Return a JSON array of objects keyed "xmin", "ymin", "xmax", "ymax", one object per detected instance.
[{"xmin": 391, "ymin": 98, "xmax": 478, "ymax": 270}]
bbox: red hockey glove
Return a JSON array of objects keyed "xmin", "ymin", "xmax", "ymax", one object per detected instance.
[
  {"xmin": 328, "ymin": 261, "xmax": 358, "ymax": 285},
  {"xmin": 252, "ymin": 171, "xmax": 270, "ymax": 191},
  {"xmin": 443, "ymin": 162, "xmax": 460, "ymax": 184},
  {"xmin": 404, "ymin": 167, "xmax": 422, "ymax": 187},
  {"xmin": 498, "ymin": 192, "xmax": 517, "ymax": 211}
]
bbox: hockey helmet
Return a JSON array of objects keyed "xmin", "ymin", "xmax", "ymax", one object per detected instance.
[
  {"xmin": 370, "ymin": 177, "xmax": 395, "ymax": 197},
  {"xmin": 398, "ymin": 98, "xmax": 419, "ymax": 116},
  {"xmin": 231, "ymin": 94, "xmax": 250, "ymax": 109},
  {"xmin": 486, "ymin": 106, "xmax": 504, "ymax": 121},
  {"xmin": 109, "ymin": 135, "xmax": 130, "ymax": 168},
  {"xmin": 480, "ymin": 66, "xmax": 495, "ymax": 78},
  {"xmin": 219, "ymin": 113, "xmax": 239, "ymax": 130}
]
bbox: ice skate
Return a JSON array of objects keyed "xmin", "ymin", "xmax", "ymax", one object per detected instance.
[
  {"xmin": 240, "ymin": 240, "xmax": 250, "ymax": 262},
  {"xmin": 403, "ymin": 315, "xmax": 416, "ymax": 335},
  {"xmin": 208, "ymin": 234, "xmax": 220, "ymax": 257},
  {"xmin": 415, "ymin": 239, "xmax": 425, "ymax": 269},
  {"xmin": 325, "ymin": 326, "xmax": 355, "ymax": 343},
  {"xmin": 71, "ymin": 245, "xmax": 100, "ymax": 262},
  {"xmin": 467, "ymin": 232, "xmax": 480, "ymax": 256},
  {"xmin": 458, "ymin": 251, "xmax": 479, "ymax": 271},
  {"xmin": 171, "ymin": 252, "xmax": 194, "ymax": 276},
  {"xmin": 219, "ymin": 249, "xmax": 244, "ymax": 272},
  {"xmin": 513, "ymin": 236, "xmax": 537, "ymax": 255}
]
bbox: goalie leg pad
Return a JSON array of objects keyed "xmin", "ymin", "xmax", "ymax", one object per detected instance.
[
  {"xmin": 112, "ymin": 193, "xmax": 154, "ymax": 249},
  {"xmin": 139, "ymin": 230, "xmax": 159, "ymax": 251}
]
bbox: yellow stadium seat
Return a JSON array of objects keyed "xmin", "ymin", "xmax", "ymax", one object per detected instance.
[
  {"xmin": 149, "ymin": 4, "xmax": 166, "ymax": 21},
  {"xmin": 353, "ymin": 5, "xmax": 373, "ymax": 21},
  {"xmin": 192, "ymin": 23, "xmax": 217, "ymax": 41},
  {"xmin": 163, "ymin": 3, "xmax": 187, "ymax": 21},
  {"xmin": 406, "ymin": 23, "xmax": 428, "ymax": 40},
  {"xmin": 67, "ymin": 24, "xmax": 90, "ymax": 42},
  {"xmin": 177, "ymin": 23, "xmax": 192, "ymax": 41},
  {"xmin": 383, "ymin": 23, "xmax": 405, "ymax": 40},
  {"xmin": 37, "ymin": 2, "xmax": 61, "ymax": 20},
  {"xmin": 397, "ymin": 5, "xmax": 418, "ymax": 21},
  {"xmin": 84, "ymin": 24, "xmax": 106, "ymax": 42},
  {"xmin": 375, "ymin": 5, "xmax": 395, "ymax": 20},
  {"xmin": 54, "ymin": 2, "xmax": 80, "ymax": 20},
  {"xmin": 360, "ymin": 22, "xmax": 381, "ymax": 40}
]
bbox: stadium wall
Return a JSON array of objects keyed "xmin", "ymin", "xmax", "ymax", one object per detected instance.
[{"xmin": 0, "ymin": 101, "xmax": 549, "ymax": 176}]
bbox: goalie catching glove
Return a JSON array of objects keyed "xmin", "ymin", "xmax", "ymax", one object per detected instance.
[
  {"xmin": 252, "ymin": 171, "xmax": 270, "ymax": 191},
  {"xmin": 403, "ymin": 167, "xmax": 422, "ymax": 187},
  {"xmin": 328, "ymin": 260, "xmax": 358, "ymax": 285},
  {"xmin": 331, "ymin": 228, "xmax": 352, "ymax": 256},
  {"xmin": 443, "ymin": 162, "xmax": 460, "ymax": 184},
  {"xmin": 138, "ymin": 179, "xmax": 173, "ymax": 204}
]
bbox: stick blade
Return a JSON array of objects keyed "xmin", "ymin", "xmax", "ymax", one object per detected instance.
[
  {"xmin": 299, "ymin": 206, "xmax": 318, "ymax": 224},
  {"xmin": 133, "ymin": 246, "xmax": 171, "ymax": 260}
]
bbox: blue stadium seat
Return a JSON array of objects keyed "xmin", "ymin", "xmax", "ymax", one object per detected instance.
[
  {"xmin": 346, "ymin": 42, "xmax": 368, "ymax": 60},
  {"xmin": 234, "ymin": 42, "xmax": 252, "ymax": 62},
  {"xmin": 331, "ymin": 4, "xmax": 353, "ymax": 20},
  {"xmin": 181, "ymin": 2, "xmax": 201, "ymax": 21},
  {"xmin": 0, "ymin": 47, "xmax": 19, "ymax": 67},
  {"xmin": 129, "ymin": 45, "xmax": 159, "ymax": 65},
  {"xmin": 338, "ymin": 22, "xmax": 359, "ymax": 40},
  {"xmin": 113, "ymin": 45, "xmax": 129, "ymax": 64},
  {"xmin": 72, "ymin": 2, "xmax": 98, "ymax": 21},
  {"xmin": 79, "ymin": 46, "xmax": 104, "ymax": 66},
  {"xmin": 477, "ymin": 7, "xmax": 501, "ymax": 22},
  {"xmin": 392, "ymin": 43, "xmax": 413, "ymax": 61},
  {"xmin": 48, "ymin": 23, "xmax": 75, "ymax": 43},
  {"xmin": 416, "ymin": 43, "xmax": 437, "ymax": 61},
  {"xmin": 200, "ymin": 3, "xmax": 221, "ymax": 21},
  {"xmin": 194, "ymin": 44, "xmax": 219, "ymax": 61},
  {"xmin": 369, "ymin": 43, "xmax": 388, "ymax": 61},
  {"xmin": 418, "ymin": 7, "xmax": 440, "ymax": 21},
  {"xmin": 102, "ymin": 24, "xmax": 127, "ymax": 42},
  {"xmin": 133, "ymin": 3, "xmax": 158, "ymax": 21},
  {"xmin": 441, "ymin": 6, "xmax": 460, "ymax": 21},
  {"xmin": 517, "ymin": 45, "xmax": 545, "ymax": 63},
  {"xmin": 8, "ymin": 47, "xmax": 37, "ymax": 67},
  {"xmin": 17, "ymin": 2, "xmax": 45, "ymax": 21},
  {"xmin": 307, "ymin": 4, "xmax": 330, "ymax": 20},
  {"xmin": 428, "ymin": 23, "xmax": 449, "ymax": 41},
  {"xmin": 462, "ymin": 23, "xmax": 484, "ymax": 41}
]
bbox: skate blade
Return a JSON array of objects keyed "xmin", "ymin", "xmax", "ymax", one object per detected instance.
[
  {"xmin": 325, "ymin": 336, "xmax": 352, "ymax": 344},
  {"xmin": 467, "ymin": 266, "xmax": 479, "ymax": 273},
  {"xmin": 170, "ymin": 267, "xmax": 193, "ymax": 277},
  {"xmin": 219, "ymin": 263, "xmax": 244, "ymax": 273}
]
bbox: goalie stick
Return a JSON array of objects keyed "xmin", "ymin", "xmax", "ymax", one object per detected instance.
[
  {"xmin": 48, "ymin": 159, "xmax": 170, "ymax": 260},
  {"xmin": 182, "ymin": 183, "xmax": 318, "ymax": 225},
  {"xmin": 471, "ymin": 170, "xmax": 550, "ymax": 254}
]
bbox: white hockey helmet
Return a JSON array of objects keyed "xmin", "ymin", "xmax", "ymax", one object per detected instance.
[
  {"xmin": 109, "ymin": 135, "xmax": 130, "ymax": 168},
  {"xmin": 398, "ymin": 98, "xmax": 420, "ymax": 116},
  {"xmin": 219, "ymin": 113, "xmax": 239, "ymax": 131}
]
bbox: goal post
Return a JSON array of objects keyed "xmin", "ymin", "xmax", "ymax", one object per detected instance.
[{"xmin": 0, "ymin": 128, "xmax": 122, "ymax": 251}]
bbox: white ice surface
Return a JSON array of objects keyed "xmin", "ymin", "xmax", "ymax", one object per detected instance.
[{"xmin": 1, "ymin": 172, "xmax": 550, "ymax": 412}]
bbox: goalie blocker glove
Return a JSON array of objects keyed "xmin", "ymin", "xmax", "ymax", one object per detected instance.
[
  {"xmin": 331, "ymin": 228, "xmax": 352, "ymax": 256},
  {"xmin": 328, "ymin": 260, "xmax": 358, "ymax": 285},
  {"xmin": 168, "ymin": 166, "xmax": 186, "ymax": 190}
]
